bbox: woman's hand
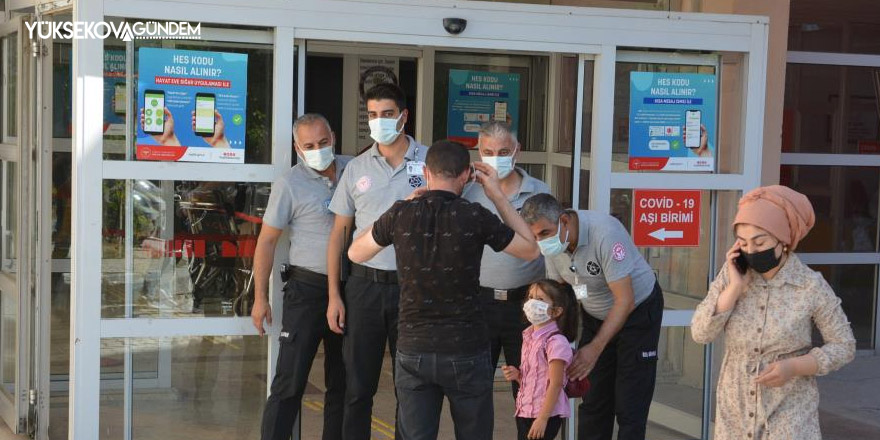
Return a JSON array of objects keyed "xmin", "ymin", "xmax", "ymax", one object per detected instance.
[
  {"xmin": 725, "ymin": 242, "xmax": 750, "ymax": 295},
  {"xmin": 755, "ymin": 358, "xmax": 796, "ymax": 387},
  {"xmin": 715, "ymin": 242, "xmax": 751, "ymax": 314}
]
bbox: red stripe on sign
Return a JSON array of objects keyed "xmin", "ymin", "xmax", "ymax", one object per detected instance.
[
  {"xmin": 628, "ymin": 157, "xmax": 668, "ymax": 171},
  {"xmin": 154, "ymin": 76, "xmax": 231, "ymax": 88},
  {"xmin": 136, "ymin": 145, "xmax": 188, "ymax": 161},
  {"xmin": 447, "ymin": 136, "xmax": 479, "ymax": 149}
]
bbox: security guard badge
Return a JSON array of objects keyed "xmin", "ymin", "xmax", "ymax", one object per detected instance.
[
  {"xmin": 573, "ymin": 273, "xmax": 588, "ymax": 300},
  {"xmin": 407, "ymin": 160, "xmax": 426, "ymax": 188}
]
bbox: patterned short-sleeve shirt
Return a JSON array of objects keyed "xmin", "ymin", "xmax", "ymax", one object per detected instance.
[{"xmin": 372, "ymin": 190, "xmax": 515, "ymax": 354}]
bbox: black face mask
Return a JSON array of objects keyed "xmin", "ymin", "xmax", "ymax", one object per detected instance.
[{"xmin": 741, "ymin": 245, "xmax": 782, "ymax": 274}]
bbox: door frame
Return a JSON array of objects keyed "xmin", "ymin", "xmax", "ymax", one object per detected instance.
[{"xmin": 0, "ymin": 13, "xmax": 37, "ymax": 436}]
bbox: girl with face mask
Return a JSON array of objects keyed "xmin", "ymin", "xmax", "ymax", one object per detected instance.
[
  {"xmin": 501, "ymin": 280, "xmax": 579, "ymax": 440},
  {"xmin": 691, "ymin": 185, "xmax": 855, "ymax": 440}
]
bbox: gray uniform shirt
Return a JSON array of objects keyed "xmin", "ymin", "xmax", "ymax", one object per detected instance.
[
  {"xmin": 546, "ymin": 210, "xmax": 656, "ymax": 320},
  {"xmin": 262, "ymin": 156, "xmax": 352, "ymax": 275},
  {"xmin": 329, "ymin": 135, "xmax": 429, "ymax": 271},
  {"xmin": 462, "ymin": 168, "xmax": 550, "ymax": 289}
]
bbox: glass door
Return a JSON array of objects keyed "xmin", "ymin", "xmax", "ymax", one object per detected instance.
[
  {"xmin": 0, "ymin": 16, "xmax": 23, "ymax": 435},
  {"xmin": 0, "ymin": 15, "xmax": 36, "ymax": 436}
]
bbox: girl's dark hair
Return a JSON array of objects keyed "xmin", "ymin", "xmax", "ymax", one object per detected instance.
[{"xmin": 532, "ymin": 279, "xmax": 579, "ymax": 342}]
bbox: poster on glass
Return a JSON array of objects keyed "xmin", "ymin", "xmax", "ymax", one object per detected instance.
[
  {"xmin": 447, "ymin": 69, "xmax": 520, "ymax": 148},
  {"xmin": 136, "ymin": 48, "xmax": 248, "ymax": 163},
  {"xmin": 628, "ymin": 72, "xmax": 717, "ymax": 172}
]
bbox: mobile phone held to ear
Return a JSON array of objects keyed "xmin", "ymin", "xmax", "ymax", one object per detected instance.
[{"xmin": 734, "ymin": 253, "xmax": 748, "ymax": 274}]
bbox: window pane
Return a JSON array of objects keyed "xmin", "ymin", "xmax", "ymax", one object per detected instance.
[
  {"xmin": 98, "ymin": 336, "xmax": 267, "ymax": 439},
  {"xmin": 0, "ymin": 285, "xmax": 15, "ymax": 398},
  {"xmin": 305, "ymin": 42, "xmax": 418, "ymax": 157},
  {"xmin": 780, "ymin": 165, "xmax": 879, "ymax": 253},
  {"xmin": 556, "ymin": 55, "xmax": 579, "ymax": 154},
  {"xmin": 783, "ymin": 65, "xmax": 879, "ymax": 154},
  {"xmin": 809, "ymin": 265, "xmax": 876, "ymax": 350},
  {"xmin": 111, "ymin": 38, "xmax": 274, "ymax": 163},
  {"xmin": 610, "ymin": 189, "xmax": 740, "ymax": 301},
  {"xmin": 5, "ymin": 34, "xmax": 17, "ymax": 139},
  {"xmin": 649, "ymin": 327, "xmax": 706, "ymax": 439},
  {"xmin": 53, "ymin": 42, "xmax": 73, "ymax": 139},
  {"xmin": 101, "ymin": 180, "xmax": 270, "ymax": 318},
  {"xmin": 2, "ymin": 161, "xmax": 16, "ymax": 272},
  {"xmin": 789, "ymin": 0, "xmax": 880, "ymax": 55},
  {"xmin": 613, "ymin": 59, "xmax": 730, "ymax": 173}
]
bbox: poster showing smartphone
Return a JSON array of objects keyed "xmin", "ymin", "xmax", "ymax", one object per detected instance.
[
  {"xmin": 114, "ymin": 83, "xmax": 126, "ymax": 115},
  {"xmin": 194, "ymin": 93, "xmax": 216, "ymax": 137},
  {"xmin": 493, "ymin": 101, "xmax": 507, "ymax": 122},
  {"xmin": 143, "ymin": 90, "xmax": 165, "ymax": 135},
  {"xmin": 685, "ymin": 109, "xmax": 701, "ymax": 148}
]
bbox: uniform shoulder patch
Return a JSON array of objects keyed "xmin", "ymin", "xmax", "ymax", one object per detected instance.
[{"xmin": 611, "ymin": 242, "xmax": 626, "ymax": 262}]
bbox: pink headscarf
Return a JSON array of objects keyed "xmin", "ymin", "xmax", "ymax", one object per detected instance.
[{"xmin": 733, "ymin": 185, "xmax": 815, "ymax": 251}]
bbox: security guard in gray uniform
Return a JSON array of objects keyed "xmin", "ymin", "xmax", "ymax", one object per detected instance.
[
  {"xmin": 252, "ymin": 113, "xmax": 350, "ymax": 440},
  {"xmin": 325, "ymin": 83, "xmax": 429, "ymax": 440},
  {"xmin": 462, "ymin": 121, "xmax": 549, "ymax": 402},
  {"xmin": 522, "ymin": 193, "xmax": 663, "ymax": 440}
]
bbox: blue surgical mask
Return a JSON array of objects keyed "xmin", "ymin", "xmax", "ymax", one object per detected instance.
[
  {"xmin": 537, "ymin": 221, "xmax": 570, "ymax": 256},
  {"xmin": 481, "ymin": 155, "xmax": 515, "ymax": 179},
  {"xmin": 368, "ymin": 113, "xmax": 404, "ymax": 145}
]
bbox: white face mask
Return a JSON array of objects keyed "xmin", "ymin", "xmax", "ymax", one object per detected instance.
[
  {"xmin": 301, "ymin": 145, "xmax": 335, "ymax": 171},
  {"xmin": 368, "ymin": 113, "xmax": 404, "ymax": 145},
  {"xmin": 523, "ymin": 299, "xmax": 552, "ymax": 326},
  {"xmin": 481, "ymin": 155, "xmax": 515, "ymax": 179}
]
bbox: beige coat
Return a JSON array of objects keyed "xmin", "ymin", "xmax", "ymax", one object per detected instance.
[{"xmin": 692, "ymin": 254, "xmax": 855, "ymax": 440}]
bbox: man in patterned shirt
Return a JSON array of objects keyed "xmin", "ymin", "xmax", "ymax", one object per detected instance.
[{"xmin": 347, "ymin": 140, "xmax": 539, "ymax": 440}]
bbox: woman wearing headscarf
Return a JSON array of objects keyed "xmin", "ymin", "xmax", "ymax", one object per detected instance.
[{"xmin": 692, "ymin": 185, "xmax": 855, "ymax": 440}]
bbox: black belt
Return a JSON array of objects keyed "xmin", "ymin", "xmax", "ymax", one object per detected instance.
[
  {"xmin": 350, "ymin": 263, "xmax": 398, "ymax": 284},
  {"xmin": 480, "ymin": 285, "xmax": 529, "ymax": 302},
  {"xmin": 284, "ymin": 266, "xmax": 329, "ymax": 289}
]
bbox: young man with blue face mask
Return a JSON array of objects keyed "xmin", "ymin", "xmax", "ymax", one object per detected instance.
[
  {"xmin": 252, "ymin": 113, "xmax": 351, "ymax": 440},
  {"xmin": 462, "ymin": 121, "xmax": 550, "ymax": 411},
  {"xmin": 325, "ymin": 83, "xmax": 429, "ymax": 440},
  {"xmin": 521, "ymin": 193, "xmax": 663, "ymax": 440}
]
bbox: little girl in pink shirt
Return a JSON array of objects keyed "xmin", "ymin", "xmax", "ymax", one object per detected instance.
[{"xmin": 503, "ymin": 279, "xmax": 579, "ymax": 440}]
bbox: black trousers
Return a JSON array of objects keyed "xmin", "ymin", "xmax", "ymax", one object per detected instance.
[
  {"xmin": 516, "ymin": 416, "xmax": 563, "ymax": 440},
  {"xmin": 484, "ymin": 297, "xmax": 529, "ymax": 400},
  {"xmin": 341, "ymin": 274, "xmax": 400, "ymax": 440},
  {"xmin": 261, "ymin": 279, "xmax": 346, "ymax": 440},
  {"xmin": 577, "ymin": 282, "xmax": 664, "ymax": 440}
]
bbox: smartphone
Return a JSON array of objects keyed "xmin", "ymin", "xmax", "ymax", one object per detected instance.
[
  {"xmin": 142, "ymin": 89, "xmax": 165, "ymax": 135},
  {"xmin": 734, "ymin": 253, "xmax": 749, "ymax": 274},
  {"xmin": 194, "ymin": 93, "xmax": 216, "ymax": 137},
  {"xmin": 685, "ymin": 109, "xmax": 701, "ymax": 148},
  {"xmin": 114, "ymin": 83, "xmax": 126, "ymax": 115},
  {"xmin": 493, "ymin": 101, "xmax": 507, "ymax": 122}
]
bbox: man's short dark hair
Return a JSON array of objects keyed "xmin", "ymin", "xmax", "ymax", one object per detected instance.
[
  {"xmin": 364, "ymin": 83, "xmax": 407, "ymax": 112},
  {"xmin": 426, "ymin": 140, "xmax": 469, "ymax": 179}
]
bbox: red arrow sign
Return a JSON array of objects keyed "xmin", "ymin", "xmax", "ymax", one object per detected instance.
[{"xmin": 633, "ymin": 190, "xmax": 701, "ymax": 247}]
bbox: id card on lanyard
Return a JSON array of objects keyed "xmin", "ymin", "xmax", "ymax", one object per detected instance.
[{"xmin": 570, "ymin": 250, "xmax": 588, "ymax": 300}]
